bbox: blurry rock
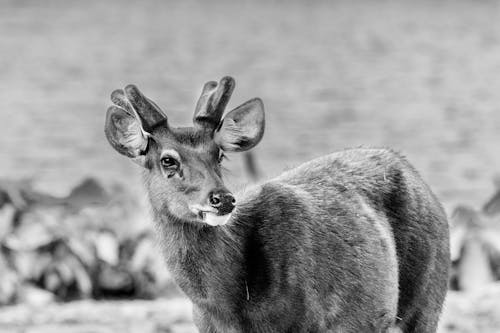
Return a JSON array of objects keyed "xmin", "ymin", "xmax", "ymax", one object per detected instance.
[
  {"xmin": 66, "ymin": 237, "xmax": 97, "ymax": 269},
  {"xmin": 450, "ymin": 195, "xmax": 500, "ymax": 291},
  {"xmin": 458, "ymin": 236, "xmax": 495, "ymax": 292},
  {"xmin": 449, "ymin": 205, "xmax": 475, "ymax": 262},
  {"xmin": 0, "ymin": 271, "xmax": 18, "ymax": 306},
  {"xmin": 96, "ymin": 265, "xmax": 134, "ymax": 297},
  {"xmin": 38, "ymin": 240, "xmax": 92, "ymax": 300},
  {"xmin": 64, "ymin": 178, "xmax": 111, "ymax": 211},
  {"xmin": 94, "ymin": 230, "xmax": 120, "ymax": 266},
  {"xmin": 0, "ymin": 254, "xmax": 19, "ymax": 305},
  {"xmin": 10, "ymin": 250, "xmax": 52, "ymax": 284},
  {"xmin": 0, "ymin": 178, "xmax": 31, "ymax": 210},
  {"xmin": 0, "ymin": 205, "xmax": 15, "ymax": 240},
  {"xmin": 3, "ymin": 210, "xmax": 59, "ymax": 251},
  {"xmin": 17, "ymin": 284, "xmax": 55, "ymax": 307}
]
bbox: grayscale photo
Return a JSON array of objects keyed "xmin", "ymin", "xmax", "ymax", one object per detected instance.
[{"xmin": 0, "ymin": 0, "xmax": 499, "ymax": 332}]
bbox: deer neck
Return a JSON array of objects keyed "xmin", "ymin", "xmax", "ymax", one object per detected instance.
[{"xmin": 154, "ymin": 209, "xmax": 249, "ymax": 304}]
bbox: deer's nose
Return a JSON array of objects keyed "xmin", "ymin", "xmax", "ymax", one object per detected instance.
[{"xmin": 208, "ymin": 190, "xmax": 236, "ymax": 215}]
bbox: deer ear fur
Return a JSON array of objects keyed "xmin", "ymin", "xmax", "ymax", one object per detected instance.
[
  {"xmin": 214, "ymin": 98, "xmax": 265, "ymax": 152},
  {"xmin": 105, "ymin": 106, "xmax": 148, "ymax": 166}
]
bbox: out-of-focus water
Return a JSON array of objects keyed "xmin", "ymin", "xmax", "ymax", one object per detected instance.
[{"xmin": 2, "ymin": 0, "xmax": 500, "ymax": 211}]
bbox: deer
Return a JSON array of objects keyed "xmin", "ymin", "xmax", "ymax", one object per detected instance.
[{"xmin": 104, "ymin": 76, "xmax": 450, "ymax": 332}]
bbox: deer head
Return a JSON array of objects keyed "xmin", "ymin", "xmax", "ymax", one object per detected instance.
[{"xmin": 104, "ymin": 77, "xmax": 265, "ymax": 226}]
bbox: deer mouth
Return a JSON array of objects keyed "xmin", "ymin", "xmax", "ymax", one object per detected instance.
[{"xmin": 189, "ymin": 205, "xmax": 232, "ymax": 226}]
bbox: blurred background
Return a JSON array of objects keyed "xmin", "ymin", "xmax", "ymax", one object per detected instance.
[{"xmin": 1, "ymin": 0, "xmax": 500, "ymax": 332}]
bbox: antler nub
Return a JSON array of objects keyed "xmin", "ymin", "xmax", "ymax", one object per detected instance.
[
  {"xmin": 124, "ymin": 85, "xmax": 167, "ymax": 132},
  {"xmin": 111, "ymin": 85, "xmax": 167, "ymax": 133},
  {"xmin": 193, "ymin": 76, "xmax": 235, "ymax": 129}
]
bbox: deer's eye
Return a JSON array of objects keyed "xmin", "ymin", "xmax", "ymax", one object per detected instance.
[{"xmin": 160, "ymin": 156, "xmax": 179, "ymax": 169}]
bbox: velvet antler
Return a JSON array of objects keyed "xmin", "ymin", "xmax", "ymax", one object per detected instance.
[
  {"xmin": 193, "ymin": 76, "xmax": 235, "ymax": 130},
  {"xmin": 111, "ymin": 85, "xmax": 167, "ymax": 132}
]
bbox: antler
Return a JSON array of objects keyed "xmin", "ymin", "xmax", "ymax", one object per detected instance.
[
  {"xmin": 193, "ymin": 76, "xmax": 235, "ymax": 130},
  {"xmin": 111, "ymin": 85, "xmax": 167, "ymax": 132}
]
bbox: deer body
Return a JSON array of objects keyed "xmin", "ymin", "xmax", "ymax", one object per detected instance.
[{"xmin": 105, "ymin": 77, "xmax": 450, "ymax": 332}]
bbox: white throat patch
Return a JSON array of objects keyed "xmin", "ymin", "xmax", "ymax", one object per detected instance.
[
  {"xmin": 204, "ymin": 212, "xmax": 232, "ymax": 226},
  {"xmin": 189, "ymin": 204, "xmax": 232, "ymax": 226}
]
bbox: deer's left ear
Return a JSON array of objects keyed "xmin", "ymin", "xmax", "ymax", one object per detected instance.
[
  {"xmin": 105, "ymin": 105, "xmax": 148, "ymax": 166},
  {"xmin": 214, "ymin": 98, "xmax": 265, "ymax": 152}
]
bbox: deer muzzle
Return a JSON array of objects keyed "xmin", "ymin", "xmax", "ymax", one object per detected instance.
[{"xmin": 189, "ymin": 191, "xmax": 235, "ymax": 226}]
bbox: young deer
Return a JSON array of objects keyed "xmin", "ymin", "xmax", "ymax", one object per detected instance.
[{"xmin": 104, "ymin": 77, "xmax": 450, "ymax": 332}]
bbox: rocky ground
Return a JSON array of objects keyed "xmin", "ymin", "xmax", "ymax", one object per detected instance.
[
  {"xmin": 440, "ymin": 286, "xmax": 500, "ymax": 333},
  {"xmin": 0, "ymin": 285, "xmax": 500, "ymax": 333},
  {"xmin": 0, "ymin": 298, "xmax": 196, "ymax": 333}
]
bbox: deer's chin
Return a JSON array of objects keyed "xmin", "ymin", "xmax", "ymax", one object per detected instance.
[
  {"xmin": 201, "ymin": 212, "xmax": 232, "ymax": 226},
  {"xmin": 188, "ymin": 204, "xmax": 232, "ymax": 226}
]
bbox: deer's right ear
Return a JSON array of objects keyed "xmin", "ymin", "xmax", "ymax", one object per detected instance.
[{"xmin": 105, "ymin": 106, "xmax": 148, "ymax": 167}]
